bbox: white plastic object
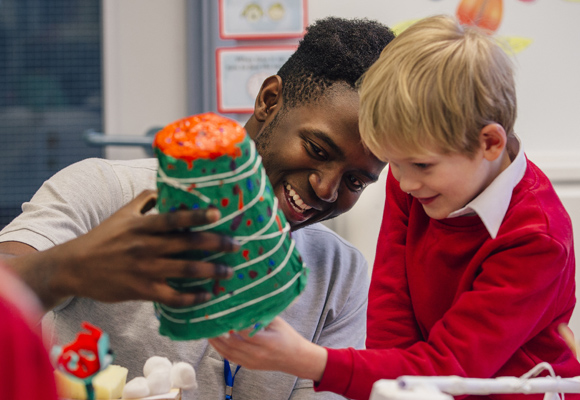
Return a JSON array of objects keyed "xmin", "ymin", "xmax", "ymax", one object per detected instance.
[{"xmin": 370, "ymin": 363, "xmax": 580, "ymax": 400}]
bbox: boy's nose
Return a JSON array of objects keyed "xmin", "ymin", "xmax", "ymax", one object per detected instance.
[
  {"xmin": 395, "ymin": 169, "xmax": 421, "ymax": 194},
  {"xmin": 309, "ymin": 171, "xmax": 340, "ymax": 203}
]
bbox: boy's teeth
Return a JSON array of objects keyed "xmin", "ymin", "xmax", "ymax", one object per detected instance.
[{"xmin": 295, "ymin": 199, "xmax": 304, "ymax": 206}]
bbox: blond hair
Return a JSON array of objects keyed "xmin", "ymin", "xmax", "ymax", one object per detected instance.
[{"xmin": 359, "ymin": 14, "xmax": 517, "ymax": 159}]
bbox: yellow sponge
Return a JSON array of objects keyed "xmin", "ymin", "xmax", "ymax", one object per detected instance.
[{"xmin": 55, "ymin": 365, "xmax": 128, "ymax": 399}]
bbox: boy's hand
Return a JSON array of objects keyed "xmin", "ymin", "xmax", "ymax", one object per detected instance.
[
  {"xmin": 558, "ymin": 323, "xmax": 578, "ymax": 358},
  {"xmin": 0, "ymin": 190, "xmax": 239, "ymax": 310},
  {"xmin": 208, "ymin": 317, "xmax": 328, "ymax": 382}
]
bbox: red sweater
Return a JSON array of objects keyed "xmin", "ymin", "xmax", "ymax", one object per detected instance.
[{"xmin": 317, "ymin": 161, "xmax": 580, "ymax": 400}]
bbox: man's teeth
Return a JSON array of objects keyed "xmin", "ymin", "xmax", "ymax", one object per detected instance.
[{"xmin": 285, "ymin": 184, "xmax": 312, "ymax": 212}]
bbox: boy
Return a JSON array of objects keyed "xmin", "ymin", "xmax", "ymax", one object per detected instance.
[
  {"xmin": 0, "ymin": 261, "xmax": 58, "ymax": 399},
  {"xmin": 209, "ymin": 15, "xmax": 580, "ymax": 400}
]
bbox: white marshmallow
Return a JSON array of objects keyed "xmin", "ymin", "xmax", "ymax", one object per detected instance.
[
  {"xmin": 122, "ymin": 377, "xmax": 150, "ymax": 399},
  {"xmin": 147, "ymin": 369, "xmax": 172, "ymax": 395},
  {"xmin": 143, "ymin": 356, "xmax": 172, "ymax": 377},
  {"xmin": 171, "ymin": 362, "xmax": 198, "ymax": 390}
]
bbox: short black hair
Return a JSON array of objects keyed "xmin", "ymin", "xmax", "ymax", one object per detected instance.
[{"xmin": 277, "ymin": 17, "xmax": 395, "ymax": 108}]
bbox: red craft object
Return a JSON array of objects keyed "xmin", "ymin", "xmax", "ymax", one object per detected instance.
[
  {"xmin": 56, "ymin": 322, "xmax": 103, "ymax": 379},
  {"xmin": 456, "ymin": 0, "xmax": 503, "ymax": 33},
  {"xmin": 153, "ymin": 112, "xmax": 245, "ymax": 168}
]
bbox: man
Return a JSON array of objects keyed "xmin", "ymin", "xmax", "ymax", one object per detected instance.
[{"xmin": 0, "ymin": 17, "xmax": 394, "ymax": 399}]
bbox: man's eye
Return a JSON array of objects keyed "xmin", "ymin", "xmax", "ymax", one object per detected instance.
[
  {"xmin": 309, "ymin": 142, "xmax": 327, "ymax": 159},
  {"xmin": 347, "ymin": 175, "xmax": 364, "ymax": 191}
]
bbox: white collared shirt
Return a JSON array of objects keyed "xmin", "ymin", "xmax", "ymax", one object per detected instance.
[{"xmin": 446, "ymin": 135, "xmax": 527, "ymax": 239}]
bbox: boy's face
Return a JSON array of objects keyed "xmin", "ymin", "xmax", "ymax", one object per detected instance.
[
  {"xmin": 385, "ymin": 145, "xmax": 492, "ymax": 220},
  {"xmin": 255, "ymin": 88, "xmax": 386, "ymax": 230}
]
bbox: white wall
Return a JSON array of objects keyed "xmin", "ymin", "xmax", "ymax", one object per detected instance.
[
  {"xmin": 308, "ymin": 1, "xmax": 580, "ymax": 155},
  {"xmin": 102, "ymin": 0, "xmax": 188, "ymax": 159}
]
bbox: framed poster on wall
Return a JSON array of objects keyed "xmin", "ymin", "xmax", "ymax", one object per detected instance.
[
  {"xmin": 218, "ymin": 0, "xmax": 307, "ymax": 40},
  {"xmin": 216, "ymin": 46, "xmax": 297, "ymax": 114}
]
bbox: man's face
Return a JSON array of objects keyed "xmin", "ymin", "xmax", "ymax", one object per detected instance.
[{"xmin": 254, "ymin": 88, "xmax": 386, "ymax": 230}]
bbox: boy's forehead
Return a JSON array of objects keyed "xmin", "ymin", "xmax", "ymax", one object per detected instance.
[{"xmin": 380, "ymin": 142, "xmax": 442, "ymax": 162}]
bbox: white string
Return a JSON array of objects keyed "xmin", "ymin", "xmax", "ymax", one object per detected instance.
[
  {"xmin": 520, "ymin": 362, "xmax": 557, "ymax": 380},
  {"xmin": 157, "ymin": 168, "xmax": 211, "ymax": 203},
  {"xmin": 191, "ymin": 156, "xmax": 261, "ymax": 188},
  {"xmin": 161, "ymin": 238, "xmax": 296, "ymax": 313},
  {"xmin": 156, "ymin": 139, "xmax": 301, "ymax": 328},
  {"xmin": 158, "ymin": 140, "xmax": 257, "ymax": 184},
  {"xmin": 189, "ymin": 167, "xmax": 267, "ymax": 232},
  {"xmin": 177, "ymin": 223, "xmax": 290, "ymax": 288},
  {"xmin": 156, "ymin": 268, "xmax": 303, "ymax": 324},
  {"xmin": 199, "ymin": 197, "xmax": 282, "ymax": 264},
  {"xmin": 159, "ymin": 152, "xmax": 286, "ymax": 288},
  {"xmin": 520, "ymin": 362, "xmax": 563, "ymax": 400},
  {"xmin": 155, "ymin": 140, "xmax": 259, "ymax": 204},
  {"xmin": 232, "ymin": 197, "xmax": 282, "ymax": 243},
  {"xmin": 157, "ymin": 153, "xmax": 261, "ymax": 192}
]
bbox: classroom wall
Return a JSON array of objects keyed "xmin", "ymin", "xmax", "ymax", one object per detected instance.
[
  {"xmin": 309, "ymin": 0, "xmax": 580, "ymax": 157},
  {"xmin": 102, "ymin": 0, "xmax": 189, "ymax": 160}
]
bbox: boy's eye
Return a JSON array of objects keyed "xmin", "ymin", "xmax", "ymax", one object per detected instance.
[{"xmin": 414, "ymin": 163, "xmax": 430, "ymax": 169}]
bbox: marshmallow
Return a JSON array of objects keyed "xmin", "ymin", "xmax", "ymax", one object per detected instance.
[
  {"xmin": 143, "ymin": 356, "xmax": 172, "ymax": 377},
  {"xmin": 147, "ymin": 369, "xmax": 172, "ymax": 395},
  {"xmin": 122, "ymin": 377, "xmax": 150, "ymax": 399},
  {"xmin": 171, "ymin": 362, "xmax": 198, "ymax": 390}
]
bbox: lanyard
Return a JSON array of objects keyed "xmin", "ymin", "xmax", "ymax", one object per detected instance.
[{"xmin": 224, "ymin": 358, "xmax": 242, "ymax": 400}]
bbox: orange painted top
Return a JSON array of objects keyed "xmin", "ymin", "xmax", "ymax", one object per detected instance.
[{"xmin": 154, "ymin": 112, "xmax": 245, "ymax": 166}]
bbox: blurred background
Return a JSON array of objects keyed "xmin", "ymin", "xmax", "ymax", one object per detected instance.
[{"xmin": 1, "ymin": 0, "xmax": 580, "ymax": 330}]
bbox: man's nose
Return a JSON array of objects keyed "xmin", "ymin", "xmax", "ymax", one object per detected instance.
[{"xmin": 309, "ymin": 171, "xmax": 340, "ymax": 203}]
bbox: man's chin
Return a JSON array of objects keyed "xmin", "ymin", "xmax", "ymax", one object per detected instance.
[
  {"xmin": 288, "ymin": 212, "xmax": 325, "ymax": 231},
  {"xmin": 287, "ymin": 214, "xmax": 313, "ymax": 231}
]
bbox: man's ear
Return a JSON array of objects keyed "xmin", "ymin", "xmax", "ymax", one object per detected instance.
[
  {"xmin": 480, "ymin": 123, "xmax": 507, "ymax": 161},
  {"xmin": 254, "ymin": 75, "xmax": 283, "ymax": 122}
]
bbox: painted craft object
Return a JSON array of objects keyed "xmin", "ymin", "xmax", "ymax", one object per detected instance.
[
  {"xmin": 153, "ymin": 112, "xmax": 308, "ymax": 340},
  {"xmin": 51, "ymin": 322, "xmax": 114, "ymax": 400}
]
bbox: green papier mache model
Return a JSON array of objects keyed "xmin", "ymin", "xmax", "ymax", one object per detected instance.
[{"xmin": 153, "ymin": 112, "xmax": 308, "ymax": 340}]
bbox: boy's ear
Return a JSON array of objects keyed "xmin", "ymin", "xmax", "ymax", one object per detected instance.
[
  {"xmin": 480, "ymin": 123, "xmax": 507, "ymax": 162},
  {"xmin": 254, "ymin": 75, "xmax": 283, "ymax": 122}
]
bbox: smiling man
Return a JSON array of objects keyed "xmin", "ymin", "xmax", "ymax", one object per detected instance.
[
  {"xmin": 0, "ymin": 17, "xmax": 393, "ymax": 400},
  {"xmin": 248, "ymin": 80, "xmax": 383, "ymax": 229}
]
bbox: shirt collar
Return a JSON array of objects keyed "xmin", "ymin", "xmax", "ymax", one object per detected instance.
[{"xmin": 446, "ymin": 135, "xmax": 526, "ymax": 239}]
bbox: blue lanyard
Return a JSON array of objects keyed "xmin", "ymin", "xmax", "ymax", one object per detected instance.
[{"xmin": 224, "ymin": 358, "xmax": 241, "ymax": 400}]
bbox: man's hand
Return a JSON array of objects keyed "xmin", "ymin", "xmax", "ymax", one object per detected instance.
[
  {"xmin": 0, "ymin": 190, "xmax": 239, "ymax": 311},
  {"xmin": 208, "ymin": 317, "xmax": 328, "ymax": 382}
]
